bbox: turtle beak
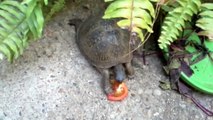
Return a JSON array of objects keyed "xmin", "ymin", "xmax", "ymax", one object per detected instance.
[{"xmin": 115, "ymin": 75, "xmax": 125, "ymax": 83}]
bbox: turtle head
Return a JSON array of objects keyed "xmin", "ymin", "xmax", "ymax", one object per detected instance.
[{"xmin": 114, "ymin": 64, "xmax": 126, "ymax": 82}]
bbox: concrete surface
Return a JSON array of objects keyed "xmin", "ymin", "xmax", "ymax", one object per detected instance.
[{"xmin": 0, "ymin": 1, "xmax": 212, "ymax": 120}]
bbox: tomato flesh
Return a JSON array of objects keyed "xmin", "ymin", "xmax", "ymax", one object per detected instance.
[{"xmin": 107, "ymin": 80, "xmax": 128, "ymax": 101}]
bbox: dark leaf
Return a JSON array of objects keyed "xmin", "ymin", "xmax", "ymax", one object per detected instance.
[
  {"xmin": 169, "ymin": 69, "xmax": 180, "ymax": 90},
  {"xmin": 177, "ymin": 80, "xmax": 213, "ymax": 116},
  {"xmin": 180, "ymin": 60, "xmax": 194, "ymax": 77}
]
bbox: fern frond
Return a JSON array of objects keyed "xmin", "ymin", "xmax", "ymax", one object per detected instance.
[
  {"xmin": 158, "ymin": 0, "xmax": 201, "ymax": 49},
  {"xmin": 103, "ymin": 0, "xmax": 156, "ymax": 41},
  {"xmin": 0, "ymin": 0, "xmax": 45, "ymax": 62},
  {"xmin": 44, "ymin": 0, "xmax": 48, "ymax": 5},
  {"xmin": 44, "ymin": 0, "xmax": 65, "ymax": 22},
  {"xmin": 196, "ymin": 3, "xmax": 213, "ymax": 40}
]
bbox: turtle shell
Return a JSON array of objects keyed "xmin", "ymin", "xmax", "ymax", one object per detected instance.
[{"xmin": 76, "ymin": 15, "xmax": 132, "ymax": 68}]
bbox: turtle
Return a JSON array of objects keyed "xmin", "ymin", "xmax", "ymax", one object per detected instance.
[{"xmin": 69, "ymin": 13, "xmax": 134, "ymax": 94}]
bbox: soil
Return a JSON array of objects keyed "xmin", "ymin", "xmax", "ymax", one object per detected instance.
[{"xmin": 0, "ymin": 1, "xmax": 212, "ymax": 120}]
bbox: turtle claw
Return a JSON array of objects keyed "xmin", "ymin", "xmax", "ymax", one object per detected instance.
[{"xmin": 127, "ymin": 75, "xmax": 134, "ymax": 80}]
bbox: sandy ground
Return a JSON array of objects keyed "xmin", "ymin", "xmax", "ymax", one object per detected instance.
[{"xmin": 0, "ymin": 1, "xmax": 212, "ymax": 120}]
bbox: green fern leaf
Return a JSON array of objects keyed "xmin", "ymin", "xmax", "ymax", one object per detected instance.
[
  {"xmin": 199, "ymin": 11, "xmax": 213, "ymax": 17},
  {"xmin": 0, "ymin": 1, "xmax": 26, "ymax": 61},
  {"xmin": 0, "ymin": 0, "xmax": 44, "ymax": 62},
  {"xmin": 105, "ymin": 0, "xmax": 114, "ymax": 2},
  {"xmin": 196, "ymin": 3, "xmax": 213, "ymax": 40},
  {"xmin": 0, "ymin": 44, "xmax": 12, "ymax": 61},
  {"xmin": 27, "ymin": 3, "xmax": 44, "ymax": 39},
  {"xmin": 44, "ymin": 0, "xmax": 48, "ymax": 5},
  {"xmin": 22, "ymin": 0, "xmax": 37, "ymax": 18},
  {"xmin": 44, "ymin": 0, "xmax": 65, "ymax": 22},
  {"xmin": 103, "ymin": 0, "xmax": 155, "ymax": 41},
  {"xmin": 201, "ymin": 3, "xmax": 213, "ymax": 10},
  {"xmin": 158, "ymin": 0, "xmax": 201, "ymax": 49}
]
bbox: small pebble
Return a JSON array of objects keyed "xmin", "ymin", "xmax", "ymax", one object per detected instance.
[
  {"xmin": 144, "ymin": 89, "xmax": 152, "ymax": 95},
  {"xmin": 39, "ymin": 66, "xmax": 46, "ymax": 70},
  {"xmin": 0, "ymin": 110, "xmax": 4, "ymax": 117},
  {"xmin": 153, "ymin": 89, "xmax": 162, "ymax": 96},
  {"xmin": 133, "ymin": 116, "xmax": 143, "ymax": 120},
  {"xmin": 179, "ymin": 103, "xmax": 186, "ymax": 108},
  {"xmin": 153, "ymin": 112, "xmax": 160, "ymax": 116},
  {"xmin": 207, "ymin": 116, "xmax": 213, "ymax": 120},
  {"xmin": 147, "ymin": 110, "xmax": 152, "ymax": 118},
  {"xmin": 138, "ymin": 89, "xmax": 143, "ymax": 95}
]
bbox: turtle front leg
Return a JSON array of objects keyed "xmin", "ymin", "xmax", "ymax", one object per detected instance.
[
  {"xmin": 125, "ymin": 62, "xmax": 134, "ymax": 79},
  {"xmin": 97, "ymin": 68, "xmax": 112, "ymax": 94}
]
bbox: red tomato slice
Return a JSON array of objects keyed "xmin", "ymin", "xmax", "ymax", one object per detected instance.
[{"xmin": 107, "ymin": 81, "xmax": 128, "ymax": 101}]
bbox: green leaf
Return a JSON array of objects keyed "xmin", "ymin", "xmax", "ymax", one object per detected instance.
[
  {"xmin": 22, "ymin": 0, "xmax": 37, "ymax": 18},
  {"xmin": 199, "ymin": 11, "xmax": 213, "ymax": 18},
  {"xmin": 105, "ymin": 0, "xmax": 115, "ymax": 2},
  {"xmin": 158, "ymin": 0, "xmax": 201, "ymax": 49},
  {"xmin": 0, "ymin": 44, "xmax": 12, "ymax": 61},
  {"xmin": 0, "ymin": 0, "xmax": 45, "ymax": 62},
  {"xmin": 134, "ymin": 0, "xmax": 155, "ymax": 18},
  {"xmin": 103, "ymin": 8, "xmax": 131, "ymax": 19},
  {"xmin": 2, "ymin": 1, "xmax": 25, "ymax": 13},
  {"xmin": 10, "ymin": 35, "xmax": 24, "ymax": 55},
  {"xmin": 195, "ymin": 3, "xmax": 213, "ymax": 39},
  {"xmin": 27, "ymin": 4, "xmax": 44, "ymax": 39},
  {"xmin": 0, "ymin": 4, "xmax": 25, "ymax": 20},
  {"xmin": 3, "ymin": 37, "xmax": 19, "ymax": 59},
  {"xmin": 150, "ymin": 0, "xmax": 159, "ymax": 2},
  {"xmin": 133, "ymin": 8, "xmax": 152, "ymax": 25},
  {"xmin": 132, "ymin": 27, "xmax": 144, "ymax": 41},
  {"xmin": 103, "ymin": 0, "xmax": 155, "ymax": 42},
  {"xmin": 104, "ymin": 0, "xmax": 131, "ymax": 14},
  {"xmin": 44, "ymin": 0, "xmax": 48, "ymax": 5},
  {"xmin": 201, "ymin": 3, "xmax": 213, "ymax": 10},
  {"xmin": 34, "ymin": 4, "xmax": 44, "ymax": 37}
]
